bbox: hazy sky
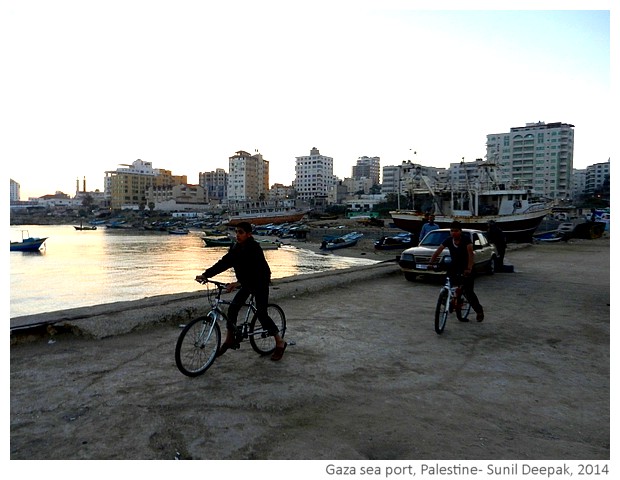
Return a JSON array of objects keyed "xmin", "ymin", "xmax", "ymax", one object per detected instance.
[{"xmin": 3, "ymin": 0, "xmax": 612, "ymax": 200}]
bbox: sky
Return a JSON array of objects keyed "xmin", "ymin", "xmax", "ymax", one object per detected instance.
[{"xmin": 2, "ymin": 0, "xmax": 613, "ymax": 200}]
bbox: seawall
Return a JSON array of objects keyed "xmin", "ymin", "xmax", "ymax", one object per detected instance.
[{"xmin": 10, "ymin": 261, "xmax": 400, "ymax": 342}]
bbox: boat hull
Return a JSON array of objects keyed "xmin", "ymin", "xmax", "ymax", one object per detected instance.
[
  {"xmin": 10, "ymin": 237, "xmax": 48, "ymax": 251},
  {"xmin": 226, "ymin": 211, "xmax": 308, "ymax": 226},
  {"xmin": 390, "ymin": 210, "xmax": 550, "ymax": 243}
]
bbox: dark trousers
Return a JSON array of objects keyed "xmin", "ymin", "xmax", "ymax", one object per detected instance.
[
  {"xmin": 227, "ymin": 284, "xmax": 279, "ymax": 336},
  {"xmin": 450, "ymin": 273, "xmax": 483, "ymax": 314}
]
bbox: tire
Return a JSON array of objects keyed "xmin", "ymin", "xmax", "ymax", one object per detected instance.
[
  {"xmin": 487, "ymin": 256, "xmax": 496, "ymax": 275},
  {"xmin": 249, "ymin": 304, "xmax": 286, "ymax": 355},
  {"xmin": 404, "ymin": 272, "xmax": 417, "ymax": 282},
  {"xmin": 434, "ymin": 289, "xmax": 449, "ymax": 334},
  {"xmin": 175, "ymin": 315, "xmax": 221, "ymax": 377},
  {"xmin": 456, "ymin": 295, "xmax": 472, "ymax": 322}
]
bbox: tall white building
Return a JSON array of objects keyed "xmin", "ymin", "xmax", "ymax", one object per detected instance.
[
  {"xmin": 486, "ymin": 121, "xmax": 574, "ymax": 201},
  {"xmin": 227, "ymin": 150, "xmax": 269, "ymax": 202},
  {"xmin": 293, "ymin": 147, "xmax": 336, "ymax": 201},
  {"xmin": 10, "ymin": 179, "xmax": 20, "ymax": 202}
]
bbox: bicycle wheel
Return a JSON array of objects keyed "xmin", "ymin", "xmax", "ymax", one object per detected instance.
[
  {"xmin": 434, "ymin": 289, "xmax": 449, "ymax": 334},
  {"xmin": 249, "ymin": 304, "xmax": 286, "ymax": 355},
  {"xmin": 175, "ymin": 315, "xmax": 221, "ymax": 377},
  {"xmin": 456, "ymin": 294, "xmax": 472, "ymax": 322}
]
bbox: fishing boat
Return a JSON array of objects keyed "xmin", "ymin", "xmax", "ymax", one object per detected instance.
[
  {"xmin": 320, "ymin": 232, "xmax": 364, "ymax": 251},
  {"xmin": 168, "ymin": 227, "xmax": 189, "ymax": 235},
  {"xmin": 202, "ymin": 235, "xmax": 233, "ymax": 247},
  {"xmin": 226, "ymin": 202, "xmax": 311, "ymax": 226},
  {"xmin": 256, "ymin": 239, "xmax": 281, "ymax": 250},
  {"xmin": 10, "ymin": 231, "xmax": 48, "ymax": 252},
  {"xmin": 389, "ymin": 161, "xmax": 551, "ymax": 243},
  {"xmin": 74, "ymin": 221, "xmax": 97, "ymax": 231}
]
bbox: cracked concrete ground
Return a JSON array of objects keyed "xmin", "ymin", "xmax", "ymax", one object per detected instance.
[{"xmin": 10, "ymin": 238, "xmax": 610, "ymax": 463}]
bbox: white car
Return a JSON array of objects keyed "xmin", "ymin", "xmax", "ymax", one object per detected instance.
[{"xmin": 398, "ymin": 228, "xmax": 499, "ymax": 281}]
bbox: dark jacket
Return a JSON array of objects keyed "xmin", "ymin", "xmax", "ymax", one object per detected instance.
[{"xmin": 202, "ymin": 237, "xmax": 271, "ymax": 289}]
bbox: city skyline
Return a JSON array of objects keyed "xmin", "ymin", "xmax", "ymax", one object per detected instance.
[{"xmin": 3, "ymin": 1, "xmax": 612, "ymax": 200}]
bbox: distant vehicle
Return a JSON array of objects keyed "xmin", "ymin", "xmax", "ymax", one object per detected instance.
[{"xmin": 398, "ymin": 228, "xmax": 498, "ymax": 281}]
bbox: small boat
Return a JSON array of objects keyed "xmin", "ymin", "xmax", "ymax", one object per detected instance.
[
  {"xmin": 74, "ymin": 221, "xmax": 97, "ymax": 231},
  {"xmin": 374, "ymin": 232, "xmax": 415, "ymax": 250},
  {"xmin": 168, "ymin": 228, "xmax": 189, "ymax": 235},
  {"xmin": 320, "ymin": 232, "xmax": 364, "ymax": 250},
  {"xmin": 10, "ymin": 231, "xmax": 48, "ymax": 252},
  {"xmin": 257, "ymin": 239, "xmax": 281, "ymax": 250},
  {"xmin": 533, "ymin": 231, "xmax": 567, "ymax": 243},
  {"xmin": 202, "ymin": 235, "xmax": 233, "ymax": 247}
]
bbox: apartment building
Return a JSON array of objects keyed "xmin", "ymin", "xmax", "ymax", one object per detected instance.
[
  {"xmin": 105, "ymin": 159, "xmax": 186, "ymax": 209},
  {"xmin": 227, "ymin": 151, "xmax": 269, "ymax": 202},
  {"xmin": 293, "ymin": 147, "xmax": 336, "ymax": 202},
  {"xmin": 10, "ymin": 179, "xmax": 20, "ymax": 202},
  {"xmin": 352, "ymin": 156, "xmax": 381, "ymax": 185},
  {"xmin": 199, "ymin": 168, "xmax": 227, "ymax": 203},
  {"xmin": 486, "ymin": 121, "xmax": 575, "ymax": 201},
  {"xmin": 584, "ymin": 159, "xmax": 610, "ymax": 196}
]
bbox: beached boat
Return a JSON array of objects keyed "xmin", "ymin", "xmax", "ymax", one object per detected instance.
[
  {"xmin": 257, "ymin": 239, "xmax": 281, "ymax": 250},
  {"xmin": 202, "ymin": 235, "xmax": 233, "ymax": 247},
  {"xmin": 374, "ymin": 232, "xmax": 415, "ymax": 250},
  {"xmin": 226, "ymin": 202, "xmax": 311, "ymax": 226},
  {"xmin": 10, "ymin": 231, "xmax": 48, "ymax": 252},
  {"xmin": 168, "ymin": 228, "xmax": 189, "ymax": 235},
  {"xmin": 320, "ymin": 232, "xmax": 364, "ymax": 251},
  {"xmin": 390, "ymin": 161, "xmax": 551, "ymax": 243}
]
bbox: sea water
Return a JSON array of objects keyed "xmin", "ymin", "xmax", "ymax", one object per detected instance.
[{"xmin": 10, "ymin": 225, "xmax": 378, "ymax": 318}]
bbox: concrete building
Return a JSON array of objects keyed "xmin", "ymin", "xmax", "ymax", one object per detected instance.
[
  {"xmin": 105, "ymin": 159, "xmax": 186, "ymax": 209},
  {"xmin": 199, "ymin": 168, "xmax": 227, "ymax": 203},
  {"xmin": 293, "ymin": 147, "xmax": 336, "ymax": 202},
  {"xmin": 585, "ymin": 159, "xmax": 610, "ymax": 196},
  {"xmin": 227, "ymin": 151, "xmax": 269, "ymax": 202},
  {"xmin": 486, "ymin": 121, "xmax": 575, "ymax": 202},
  {"xmin": 352, "ymin": 156, "xmax": 381, "ymax": 186},
  {"xmin": 10, "ymin": 179, "xmax": 20, "ymax": 202}
]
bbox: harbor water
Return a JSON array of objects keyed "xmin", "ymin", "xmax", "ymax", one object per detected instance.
[{"xmin": 10, "ymin": 225, "xmax": 378, "ymax": 318}]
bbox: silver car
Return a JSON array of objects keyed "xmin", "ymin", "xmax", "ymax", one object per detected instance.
[{"xmin": 398, "ymin": 228, "xmax": 499, "ymax": 281}]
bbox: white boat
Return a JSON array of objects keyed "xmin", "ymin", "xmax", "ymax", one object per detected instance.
[{"xmin": 390, "ymin": 161, "xmax": 551, "ymax": 243}]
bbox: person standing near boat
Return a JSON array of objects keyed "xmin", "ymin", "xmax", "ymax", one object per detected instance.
[
  {"xmin": 486, "ymin": 220, "xmax": 506, "ymax": 271},
  {"xmin": 419, "ymin": 214, "xmax": 439, "ymax": 241},
  {"xmin": 429, "ymin": 221, "xmax": 484, "ymax": 322},
  {"xmin": 196, "ymin": 221, "xmax": 287, "ymax": 361}
]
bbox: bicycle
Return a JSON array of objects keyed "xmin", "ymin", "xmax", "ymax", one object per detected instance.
[
  {"xmin": 430, "ymin": 263, "xmax": 471, "ymax": 334},
  {"xmin": 174, "ymin": 279, "xmax": 286, "ymax": 377}
]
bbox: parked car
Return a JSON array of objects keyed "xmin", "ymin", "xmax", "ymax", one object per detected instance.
[{"xmin": 398, "ymin": 228, "xmax": 499, "ymax": 281}]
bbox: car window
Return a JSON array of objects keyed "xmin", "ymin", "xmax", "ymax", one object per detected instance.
[{"xmin": 420, "ymin": 230, "xmax": 450, "ymax": 246}]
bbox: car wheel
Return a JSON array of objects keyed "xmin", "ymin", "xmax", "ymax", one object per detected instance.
[
  {"xmin": 404, "ymin": 272, "xmax": 417, "ymax": 282},
  {"xmin": 487, "ymin": 256, "xmax": 496, "ymax": 275}
]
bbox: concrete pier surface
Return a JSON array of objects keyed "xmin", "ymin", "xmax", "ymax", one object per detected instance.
[{"xmin": 10, "ymin": 238, "xmax": 610, "ymax": 461}]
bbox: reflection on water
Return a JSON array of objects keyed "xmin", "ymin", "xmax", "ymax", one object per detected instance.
[{"xmin": 10, "ymin": 225, "xmax": 377, "ymax": 318}]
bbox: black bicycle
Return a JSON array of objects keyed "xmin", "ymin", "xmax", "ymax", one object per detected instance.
[{"xmin": 175, "ymin": 279, "xmax": 286, "ymax": 377}]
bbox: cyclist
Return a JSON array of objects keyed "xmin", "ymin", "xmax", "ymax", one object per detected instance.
[
  {"xmin": 196, "ymin": 221, "xmax": 287, "ymax": 361},
  {"xmin": 428, "ymin": 221, "xmax": 484, "ymax": 322}
]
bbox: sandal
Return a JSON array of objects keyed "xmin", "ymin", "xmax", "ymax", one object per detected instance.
[{"xmin": 270, "ymin": 342, "xmax": 287, "ymax": 361}]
